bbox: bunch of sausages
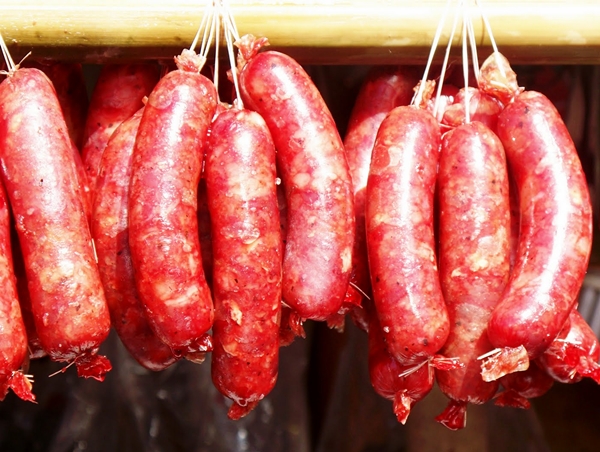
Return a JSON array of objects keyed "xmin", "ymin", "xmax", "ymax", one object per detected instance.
[
  {"xmin": 0, "ymin": 35, "xmax": 596, "ymax": 428},
  {"xmin": 347, "ymin": 52, "xmax": 597, "ymax": 429},
  {"xmin": 0, "ymin": 35, "xmax": 355, "ymax": 419}
]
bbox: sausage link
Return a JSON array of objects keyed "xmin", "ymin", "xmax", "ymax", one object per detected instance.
[
  {"xmin": 26, "ymin": 61, "xmax": 89, "ymax": 150},
  {"xmin": 485, "ymin": 90, "xmax": 593, "ymax": 375},
  {"xmin": 82, "ymin": 63, "xmax": 159, "ymax": 199},
  {"xmin": 206, "ymin": 108, "xmax": 282, "ymax": 420},
  {"xmin": 343, "ymin": 66, "xmax": 418, "ymax": 328},
  {"xmin": 237, "ymin": 36, "xmax": 354, "ymax": 322},
  {"xmin": 536, "ymin": 309, "xmax": 600, "ymax": 384},
  {"xmin": 92, "ymin": 107, "xmax": 177, "ymax": 371},
  {"xmin": 0, "ymin": 68, "xmax": 111, "ymax": 379},
  {"xmin": 366, "ymin": 299, "xmax": 434, "ymax": 424},
  {"xmin": 0, "ymin": 180, "xmax": 33, "ymax": 401},
  {"xmin": 366, "ymin": 105, "xmax": 449, "ymax": 365},
  {"xmin": 23, "ymin": 61, "xmax": 93, "ymax": 224},
  {"xmin": 435, "ymin": 121, "xmax": 511, "ymax": 429},
  {"xmin": 494, "ymin": 361, "xmax": 554, "ymax": 409},
  {"xmin": 128, "ymin": 50, "xmax": 217, "ymax": 362},
  {"xmin": 11, "ymin": 230, "xmax": 45, "ymax": 360}
]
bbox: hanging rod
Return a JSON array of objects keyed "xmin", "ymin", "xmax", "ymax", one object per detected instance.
[{"xmin": 1, "ymin": 0, "xmax": 599, "ymax": 64}]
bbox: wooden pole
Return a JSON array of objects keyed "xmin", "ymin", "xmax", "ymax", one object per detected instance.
[{"xmin": 2, "ymin": 0, "xmax": 599, "ymax": 64}]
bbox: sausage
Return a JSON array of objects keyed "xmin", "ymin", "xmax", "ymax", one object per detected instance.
[
  {"xmin": 237, "ymin": 35, "xmax": 354, "ymax": 323},
  {"xmin": 128, "ymin": 50, "xmax": 217, "ymax": 362},
  {"xmin": 536, "ymin": 309, "xmax": 600, "ymax": 384},
  {"xmin": 366, "ymin": 105, "xmax": 449, "ymax": 366},
  {"xmin": 0, "ymin": 67, "xmax": 111, "ymax": 380},
  {"xmin": 343, "ymin": 65, "xmax": 419, "ymax": 329},
  {"xmin": 22, "ymin": 61, "xmax": 93, "ymax": 224},
  {"xmin": 366, "ymin": 299, "xmax": 434, "ymax": 424},
  {"xmin": 482, "ymin": 90, "xmax": 593, "ymax": 380},
  {"xmin": 434, "ymin": 121, "xmax": 511, "ymax": 430},
  {"xmin": 275, "ymin": 181, "xmax": 305, "ymax": 345},
  {"xmin": 11, "ymin": 230, "xmax": 45, "ymax": 360},
  {"xmin": 0, "ymin": 180, "xmax": 34, "ymax": 402},
  {"xmin": 25, "ymin": 61, "xmax": 89, "ymax": 150},
  {"xmin": 92, "ymin": 107, "xmax": 177, "ymax": 371},
  {"xmin": 81, "ymin": 63, "xmax": 159, "ymax": 199},
  {"xmin": 494, "ymin": 361, "xmax": 554, "ymax": 409},
  {"xmin": 205, "ymin": 107, "xmax": 282, "ymax": 420}
]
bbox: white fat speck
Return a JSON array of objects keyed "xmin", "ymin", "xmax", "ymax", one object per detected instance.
[
  {"xmin": 230, "ymin": 303, "xmax": 243, "ymax": 325},
  {"xmin": 451, "ymin": 268, "xmax": 464, "ymax": 278},
  {"xmin": 341, "ymin": 246, "xmax": 352, "ymax": 272}
]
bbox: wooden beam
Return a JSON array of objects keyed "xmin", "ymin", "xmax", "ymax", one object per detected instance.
[{"xmin": 2, "ymin": 1, "xmax": 599, "ymax": 64}]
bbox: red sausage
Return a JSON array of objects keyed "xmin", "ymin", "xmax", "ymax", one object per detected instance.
[
  {"xmin": 483, "ymin": 90, "xmax": 593, "ymax": 380},
  {"xmin": 26, "ymin": 61, "xmax": 89, "ymax": 150},
  {"xmin": 494, "ymin": 361, "xmax": 554, "ymax": 409},
  {"xmin": 82, "ymin": 63, "xmax": 159, "ymax": 198},
  {"xmin": 128, "ymin": 50, "xmax": 217, "ymax": 362},
  {"xmin": 0, "ymin": 180, "xmax": 34, "ymax": 402},
  {"xmin": 434, "ymin": 121, "xmax": 511, "ymax": 430},
  {"xmin": 92, "ymin": 107, "xmax": 177, "ymax": 371},
  {"xmin": 237, "ymin": 35, "xmax": 354, "ymax": 323},
  {"xmin": 11, "ymin": 231, "xmax": 45, "ymax": 360},
  {"xmin": 22, "ymin": 61, "xmax": 93, "ymax": 223},
  {"xmin": 366, "ymin": 300, "xmax": 434, "ymax": 424},
  {"xmin": 206, "ymin": 107, "xmax": 282, "ymax": 420},
  {"xmin": 275, "ymin": 183, "xmax": 307, "ymax": 345},
  {"xmin": 70, "ymin": 141, "xmax": 94, "ymax": 225},
  {"xmin": 366, "ymin": 105, "xmax": 449, "ymax": 366},
  {"xmin": 0, "ymin": 68, "xmax": 111, "ymax": 380},
  {"xmin": 536, "ymin": 309, "xmax": 600, "ymax": 384},
  {"xmin": 343, "ymin": 65, "xmax": 418, "ymax": 326}
]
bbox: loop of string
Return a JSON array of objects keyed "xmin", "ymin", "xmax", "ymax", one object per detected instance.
[
  {"xmin": 190, "ymin": 0, "xmax": 243, "ymax": 108},
  {"xmin": 415, "ymin": 0, "xmax": 500, "ymax": 119}
]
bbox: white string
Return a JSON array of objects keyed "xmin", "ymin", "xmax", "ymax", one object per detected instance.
[
  {"xmin": 199, "ymin": 2, "xmax": 218, "ymax": 62},
  {"xmin": 413, "ymin": 0, "xmax": 454, "ymax": 107},
  {"xmin": 0, "ymin": 33, "xmax": 16, "ymax": 73},
  {"xmin": 433, "ymin": 0, "xmax": 462, "ymax": 117},
  {"xmin": 467, "ymin": 6, "xmax": 480, "ymax": 85},
  {"xmin": 462, "ymin": 3, "xmax": 470, "ymax": 123},
  {"xmin": 221, "ymin": 0, "xmax": 240, "ymax": 42},
  {"xmin": 223, "ymin": 0, "xmax": 244, "ymax": 109},
  {"xmin": 475, "ymin": 0, "xmax": 505, "ymax": 77},
  {"xmin": 213, "ymin": 0, "xmax": 221, "ymax": 94},
  {"xmin": 190, "ymin": 1, "xmax": 212, "ymax": 52}
]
